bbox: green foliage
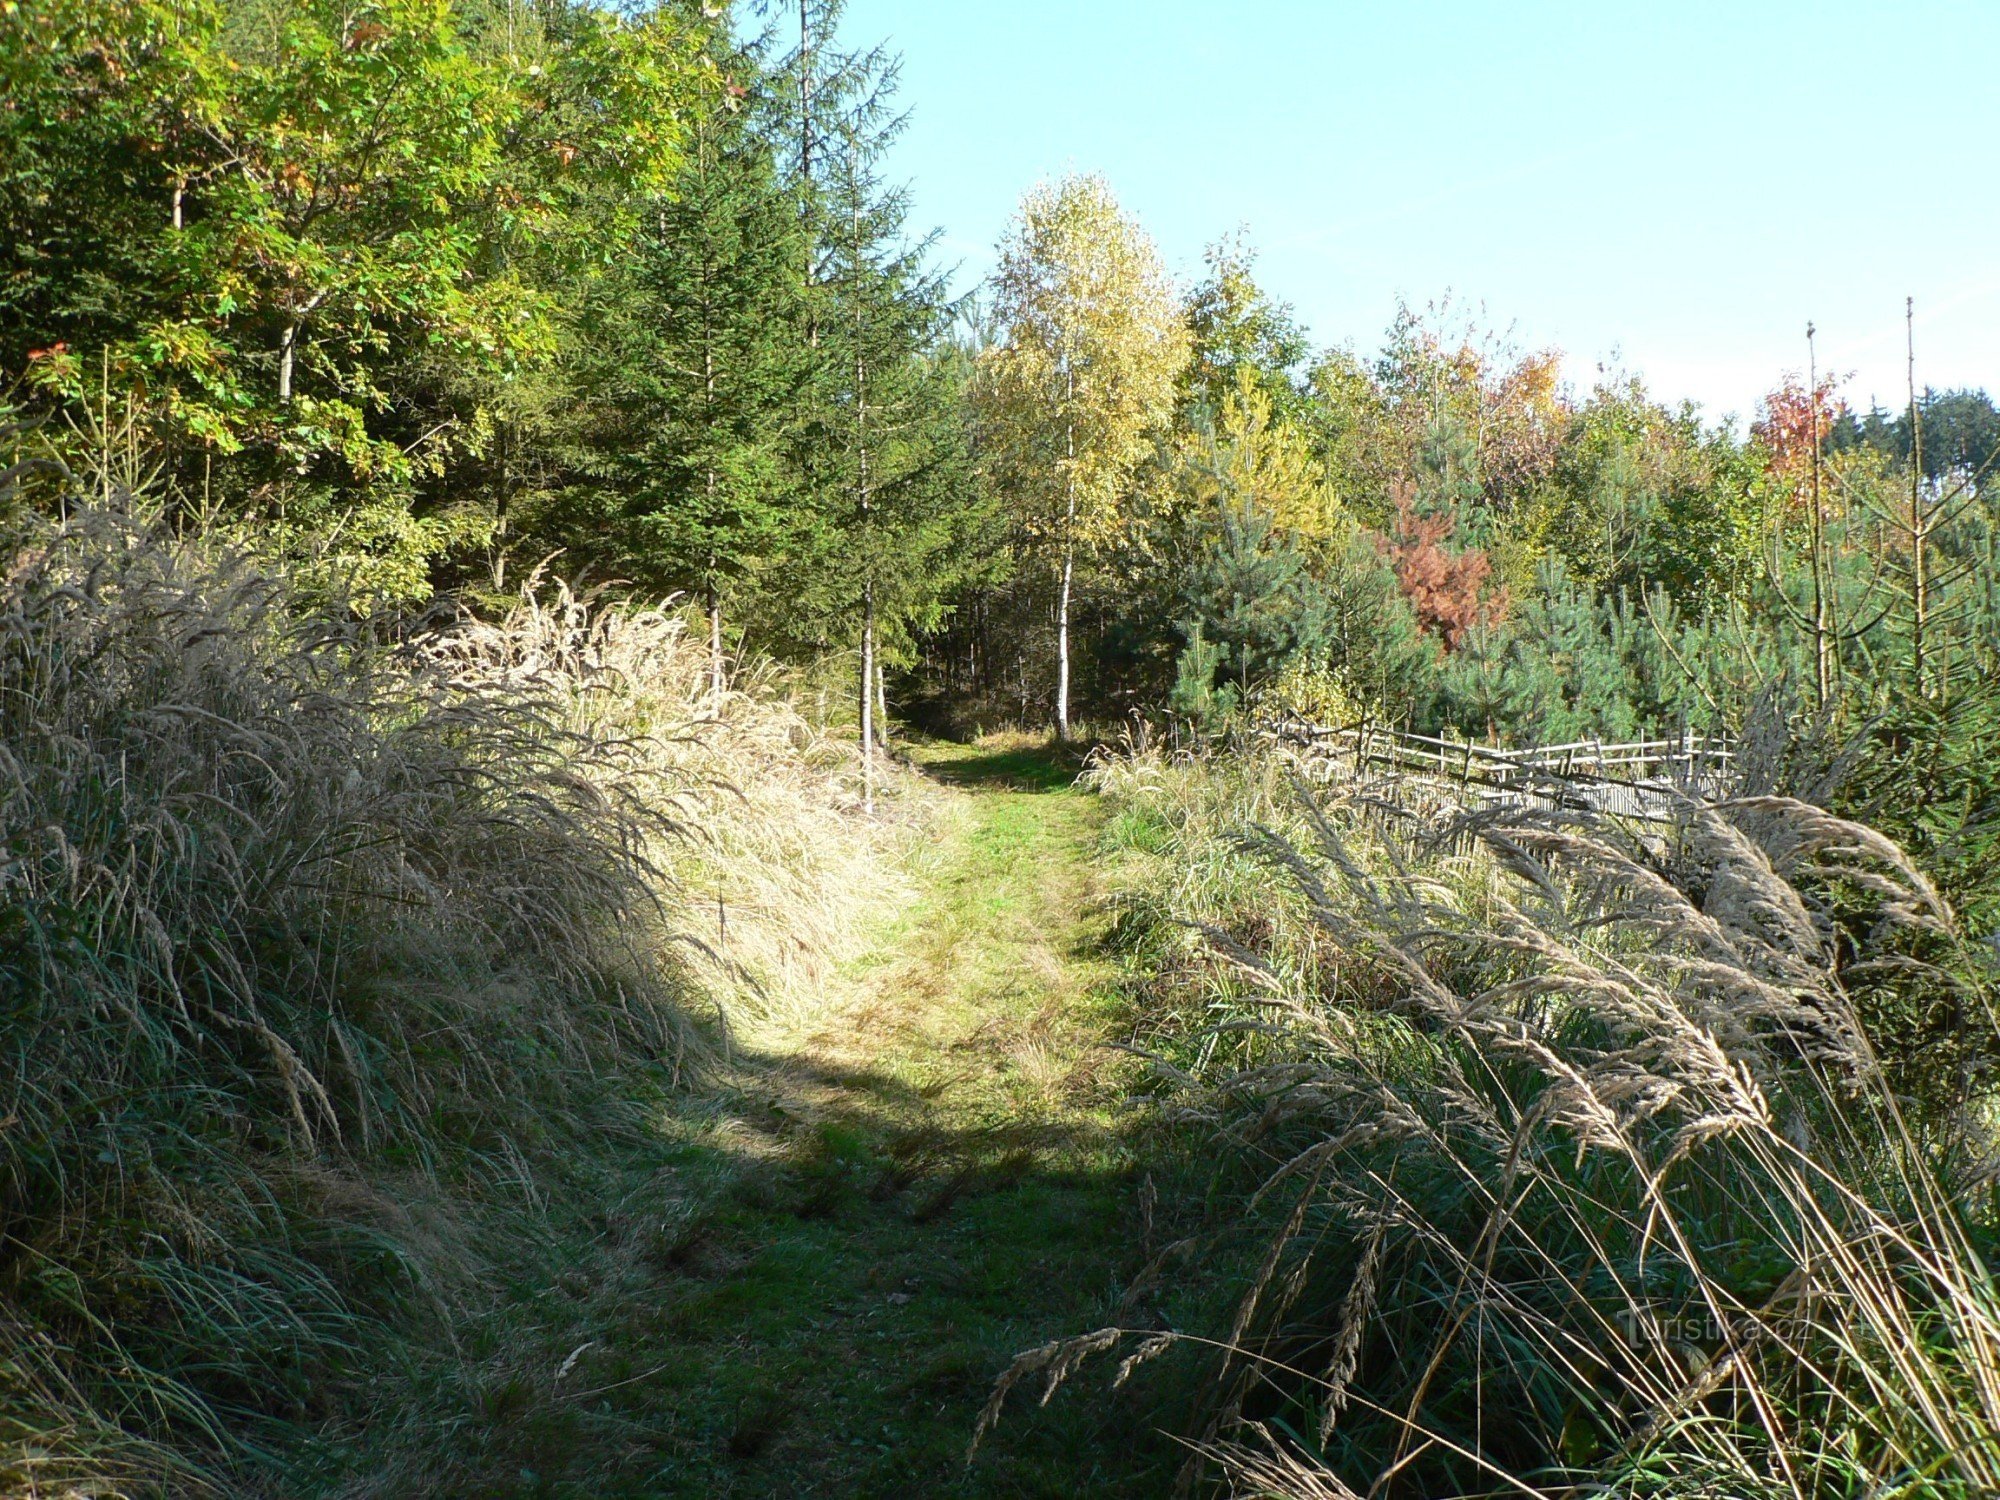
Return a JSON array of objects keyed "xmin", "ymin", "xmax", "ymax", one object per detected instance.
[
  {"xmin": 1181, "ymin": 235, "xmax": 1312, "ymax": 424},
  {"xmin": 1833, "ymin": 385, "xmax": 2000, "ymax": 484},
  {"xmin": 1435, "ymin": 566, "xmax": 1723, "ymax": 742},
  {"xmin": 1310, "ymin": 527, "xmax": 1439, "ymax": 722},
  {"xmin": 1174, "ymin": 485, "xmax": 1332, "ymax": 699},
  {"xmin": 976, "ymin": 170, "xmax": 1188, "ymax": 733},
  {"xmin": 1167, "ymin": 620, "xmax": 1234, "ymax": 728},
  {"xmin": 785, "ymin": 38, "xmax": 978, "ymax": 661},
  {"xmin": 9, "ymin": 7, "xmax": 2000, "ymax": 1492},
  {"xmin": 1532, "ymin": 377, "xmax": 1764, "ymax": 607},
  {"xmin": 554, "ymin": 46, "xmax": 811, "ymax": 619},
  {"xmin": 2, "ymin": 0, "xmax": 703, "ymax": 599}
]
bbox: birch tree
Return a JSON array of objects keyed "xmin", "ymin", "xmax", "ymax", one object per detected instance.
[{"xmin": 981, "ymin": 174, "xmax": 1186, "ymax": 738}]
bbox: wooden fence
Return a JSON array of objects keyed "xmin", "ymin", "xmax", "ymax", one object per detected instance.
[{"xmin": 1259, "ymin": 715, "xmax": 1737, "ymax": 822}]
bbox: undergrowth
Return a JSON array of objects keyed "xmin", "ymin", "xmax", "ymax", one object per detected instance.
[
  {"xmin": 0, "ymin": 457, "xmax": 921, "ymax": 1494},
  {"xmin": 993, "ymin": 740, "xmax": 2000, "ymax": 1499}
]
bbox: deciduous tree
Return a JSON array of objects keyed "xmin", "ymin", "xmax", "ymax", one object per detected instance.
[{"xmin": 979, "ymin": 172, "xmax": 1186, "ymax": 737}]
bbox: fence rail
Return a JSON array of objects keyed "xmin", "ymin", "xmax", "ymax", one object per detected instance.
[{"xmin": 1259, "ymin": 715, "xmax": 1737, "ymax": 821}]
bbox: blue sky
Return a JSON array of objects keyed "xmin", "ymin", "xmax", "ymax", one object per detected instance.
[{"xmin": 836, "ymin": 0, "xmax": 1999, "ymax": 426}]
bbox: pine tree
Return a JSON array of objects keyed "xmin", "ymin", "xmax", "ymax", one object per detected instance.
[{"xmin": 1176, "ymin": 486, "xmax": 1332, "ymax": 699}]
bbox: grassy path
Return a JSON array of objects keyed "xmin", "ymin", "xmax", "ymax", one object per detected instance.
[{"xmin": 597, "ymin": 740, "xmax": 1179, "ymax": 1496}]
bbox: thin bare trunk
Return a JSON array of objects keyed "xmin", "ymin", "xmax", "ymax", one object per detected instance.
[
  {"xmin": 797, "ymin": 0, "xmax": 813, "ymax": 183},
  {"xmin": 856, "ymin": 584, "xmax": 872, "ymax": 812},
  {"xmin": 1055, "ymin": 535, "xmax": 1074, "ymax": 741},
  {"xmin": 492, "ymin": 421, "xmax": 511, "ymax": 592},
  {"xmin": 707, "ymin": 569, "xmax": 725, "ymax": 707},
  {"xmin": 875, "ymin": 657, "xmax": 889, "ymax": 750},
  {"xmin": 278, "ymin": 321, "xmax": 299, "ymax": 403},
  {"xmin": 276, "ymin": 288, "xmax": 328, "ymax": 404},
  {"xmin": 851, "ymin": 125, "xmax": 873, "ymax": 813},
  {"xmin": 1055, "ymin": 366, "xmax": 1076, "ymax": 741},
  {"xmin": 99, "ymin": 350, "xmax": 111, "ymax": 505},
  {"xmin": 1806, "ymin": 323, "xmax": 1832, "ymax": 708},
  {"xmin": 705, "ymin": 265, "xmax": 724, "ymax": 704},
  {"xmin": 1907, "ymin": 297, "xmax": 1930, "ymax": 700}
]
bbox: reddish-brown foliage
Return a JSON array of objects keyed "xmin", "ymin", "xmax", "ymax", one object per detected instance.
[
  {"xmin": 1753, "ymin": 374, "xmax": 1846, "ymax": 509},
  {"xmin": 1378, "ymin": 487, "xmax": 1509, "ymax": 648}
]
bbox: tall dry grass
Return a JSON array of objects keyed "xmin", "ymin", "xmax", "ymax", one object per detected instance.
[
  {"xmin": 0, "ymin": 450, "xmax": 922, "ymax": 1492},
  {"xmin": 429, "ymin": 583, "xmax": 926, "ymax": 1045},
  {"xmin": 1000, "ymin": 744, "xmax": 2000, "ymax": 1499}
]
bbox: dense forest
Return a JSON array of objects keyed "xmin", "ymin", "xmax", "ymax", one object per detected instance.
[{"xmin": 5, "ymin": 1, "xmax": 2000, "ymax": 1496}]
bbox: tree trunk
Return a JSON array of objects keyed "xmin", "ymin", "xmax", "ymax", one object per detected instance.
[
  {"xmin": 1055, "ymin": 379, "xmax": 1077, "ymax": 741},
  {"xmin": 276, "ymin": 289, "xmax": 328, "ymax": 404},
  {"xmin": 704, "ymin": 198, "xmax": 724, "ymax": 705},
  {"xmin": 492, "ymin": 420, "xmax": 511, "ymax": 593},
  {"xmin": 707, "ymin": 571, "xmax": 726, "ymax": 708},
  {"xmin": 850, "ymin": 122, "xmax": 873, "ymax": 812},
  {"xmin": 1907, "ymin": 297, "xmax": 1931, "ymax": 701},
  {"xmin": 1055, "ymin": 539, "xmax": 1074, "ymax": 741},
  {"xmin": 797, "ymin": 0, "xmax": 813, "ymax": 183},
  {"xmin": 860, "ymin": 583, "xmax": 875, "ymax": 815},
  {"xmin": 278, "ymin": 320, "xmax": 299, "ymax": 403},
  {"xmin": 1806, "ymin": 324, "xmax": 1832, "ymax": 708},
  {"xmin": 876, "ymin": 657, "xmax": 890, "ymax": 749}
]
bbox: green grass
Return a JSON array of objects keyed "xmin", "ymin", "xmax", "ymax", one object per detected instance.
[
  {"xmin": 325, "ymin": 737, "xmax": 1208, "ymax": 1497},
  {"xmin": 1078, "ymin": 741, "xmax": 2000, "ymax": 1500},
  {"xmin": 920, "ymin": 739, "xmax": 1090, "ymax": 794},
  {"xmin": 608, "ymin": 739, "xmax": 1188, "ymax": 1495}
]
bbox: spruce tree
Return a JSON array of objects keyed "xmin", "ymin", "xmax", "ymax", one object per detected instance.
[
  {"xmin": 585, "ymin": 45, "xmax": 813, "ymax": 686},
  {"xmin": 781, "ymin": 8, "xmax": 977, "ymax": 802}
]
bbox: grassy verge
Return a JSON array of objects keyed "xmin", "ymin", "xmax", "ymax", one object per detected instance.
[
  {"xmin": 0, "ymin": 489, "xmax": 931, "ymax": 1496},
  {"xmin": 1068, "ymin": 740, "xmax": 2000, "ymax": 1499}
]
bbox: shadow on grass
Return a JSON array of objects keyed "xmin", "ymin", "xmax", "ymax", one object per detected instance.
[
  {"xmin": 347, "ymin": 739, "xmax": 1234, "ymax": 1498},
  {"xmin": 382, "ymin": 1036, "xmax": 1221, "ymax": 1500},
  {"xmin": 639, "ymin": 1043, "xmax": 1216, "ymax": 1498},
  {"xmin": 918, "ymin": 742, "xmax": 1087, "ymax": 794}
]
